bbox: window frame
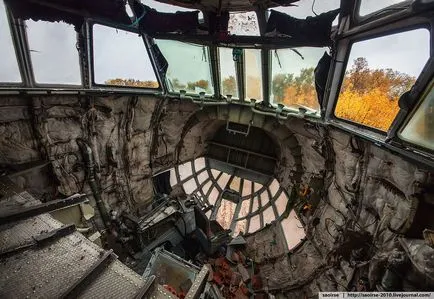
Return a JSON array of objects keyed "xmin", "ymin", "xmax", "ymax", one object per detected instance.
[
  {"xmin": 268, "ymin": 46, "xmax": 329, "ymax": 115},
  {"xmin": 218, "ymin": 47, "xmax": 241, "ymax": 100},
  {"xmin": 89, "ymin": 21, "xmax": 162, "ymax": 92},
  {"xmin": 330, "ymin": 23, "xmax": 432, "ymax": 136},
  {"xmin": 0, "ymin": 3, "xmax": 25, "ymax": 87},
  {"xmin": 354, "ymin": 0, "xmax": 414, "ymax": 25},
  {"xmin": 154, "ymin": 39, "xmax": 215, "ymax": 96},
  {"xmin": 397, "ymin": 79, "xmax": 434, "ymax": 154},
  {"xmin": 24, "ymin": 19, "xmax": 84, "ymax": 88}
]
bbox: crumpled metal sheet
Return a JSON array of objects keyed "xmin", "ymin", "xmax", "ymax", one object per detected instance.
[
  {"xmin": 153, "ymin": 0, "xmax": 299, "ymax": 12},
  {"xmin": 5, "ymin": 0, "xmax": 130, "ymax": 31}
]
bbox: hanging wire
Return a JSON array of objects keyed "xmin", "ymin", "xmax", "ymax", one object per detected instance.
[
  {"xmin": 311, "ymin": 0, "xmax": 318, "ymax": 16},
  {"xmin": 274, "ymin": 50, "xmax": 282, "ymax": 69}
]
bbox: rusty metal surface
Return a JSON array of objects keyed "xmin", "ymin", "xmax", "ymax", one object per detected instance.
[{"xmin": 0, "ymin": 177, "xmax": 147, "ymax": 299}]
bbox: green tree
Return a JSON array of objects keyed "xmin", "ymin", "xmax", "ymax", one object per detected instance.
[{"xmin": 272, "ymin": 73, "xmax": 294, "ymax": 102}]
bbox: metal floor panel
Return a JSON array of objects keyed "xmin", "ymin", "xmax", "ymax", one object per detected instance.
[
  {"xmin": 78, "ymin": 260, "xmax": 146, "ymax": 299},
  {"xmin": 0, "ymin": 177, "xmax": 149, "ymax": 299}
]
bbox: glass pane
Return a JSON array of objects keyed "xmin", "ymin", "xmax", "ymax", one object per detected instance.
[
  {"xmin": 269, "ymin": 179, "xmax": 280, "ymax": 196},
  {"xmin": 183, "ymin": 178, "xmax": 197, "ymax": 194},
  {"xmin": 281, "ymin": 210, "xmax": 305, "ymax": 250},
  {"xmin": 260, "ymin": 190, "xmax": 270, "ymax": 206},
  {"xmin": 335, "ymin": 29, "xmax": 430, "ymax": 131},
  {"xmin": 233, "ymin": 220, "xmax": 247, "ymax": 236},
  {"xmin": 245, "ymin": 49, "xmax": 262, "ymax": 100},
  {"xmin": 156, "ymin": 39, "xmax": 213, "ymax": 94},
  {"xmin": 253, "ymin": 182, "xmax": 263, "ymax": 193},
  {"xmin": 194, "ymin": 157, "xmax": 206, "ymax": 171},
  {"xmin": 219, "ymin": 48, "xmax": 238, "ymax": 98},
  {"xmin": 178, "ymin": 161, "xmax": 193, "ymax": 180},
  {"xmin": 241, "ymin": 180, "xmax": 252, "ymax": 197},
  {"xmin": 238, "ymin": 199, "xmax": 250, "ymax": 219},
  {"xmin": 399, "ymin": 85, "xmax": 434, "ymax": 150},
  {"xmin": 27, "ymin": 21, "xmax": 81, "ymax": 84},
  {"xmin": 217, "ymin": 173, "xmax": 231, "ymax": 189},
  {"xmin": 211, "ymin": 169, "xmax": 220, "ymax": 179},
  {"xmin": 271, "ymin": 48, "xmax": 327, "ymax": 111},
  {"xmin": 251, "ymin": 195, "xmax": 260, "ymax": 213},
  {"xmin": 228, "ymin": 12, "xmax": 260, "ymax": 36},
  {"xmin": 170, "ymin": 168, "xmax": 177, "ymax": 186},
  {"xmin": 248, "ymin": 214, "xmax": 261, "ymax": 233},
  {"xmin": 0, "ymin": 1, "xmax": 21, "ymax": 82},
  {"xmin": 208, "ymin": 186, "xmax": 220, "ymax": 206},
  {"xmin": 216, "ymin": 199, "xmax": 237, "ymax": 230},
  {"xmin": 263, "ymin": 205, "xmax": 275, "ymax": 225},
  {"xmin": 275, "ymin": 191, "xmax": 288, "ymax": 216},
  {"xmin": 93, "ymin": 25, "xmax": 158, "ymax": 87},
  {"xmin": 202, "ymin": 181, "xmax": 212, "ymax": 195},
  {"xmin": 229, "ymin": 176, "xmax": 241, "ymax": 192},
  {"xmin": 197, "ymin": 170, "xmax": 208, "ymax": 185},
  {"xmin": 359, "ymin": 0, "xmax": 407, "ymax": 17}
]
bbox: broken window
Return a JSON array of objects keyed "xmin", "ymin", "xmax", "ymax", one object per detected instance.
[
  {"xmin": 144, "ymin": 0, "xmax": 203, "ymax": 19},
  {"xmin": 156, "ymin": 39, "xmax": 213, "ymax": 95},
  {"xmin": 399, "ymin": 82, "xmax": 434, "ymax": 151},
  {"xmin": 228, "ymin": 12, "xmax": 260, "ymax": 36},
  {"xmin": 270, "ymin": 0, "xmax": 340, "ymax": 26},
  {"xmin": 219, "ymin": 48, "xmax": 239, "ymax": 98},
  {"xmin": 216, "ymin": 199, "xmax": 237, "ymax": 230},
  {"xmin": 93, "ymin": 24, "xmax": 158, "ymax": 88},
  {"xmin": 271, "ymin": 47, "xmax": 327, "ymax": 112},
  {"xmin": 165, "ymin": 157, "xmax": 302, "ymax": 242},
  {"xmin": 335, "ymin": 28, "xmax": 430, "ymax": 131},
  {"xmin": 281, "ymin": 210, "xmax": 306, "ymax": 250},
  {"xmin": 26, "ymin": 20, "xmax": 81, "ymax": 85},
  {"xmin": 0, "ymin": 1, "xmax": 21, "ymax": 83},
  {"xmin": 358, "ymin": 0, "xmax": 408, "ymax": 17},
  {"xmin": 245, "ymin": 49, "xmax": 262, "ymax": 100}
]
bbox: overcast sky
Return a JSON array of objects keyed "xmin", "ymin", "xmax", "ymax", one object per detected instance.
[{"xmin": 0, "ymin": 0, "xmax": 429, "ymax": 88}]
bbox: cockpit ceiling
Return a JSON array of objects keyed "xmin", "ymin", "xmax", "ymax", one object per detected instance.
[
  {"xmin": 154, "ymin": 0, "xmax": 300, "ymax": 12},
  {"xmin": 4, "ymin": 0, "xmax": 132, "ymax": 30}
]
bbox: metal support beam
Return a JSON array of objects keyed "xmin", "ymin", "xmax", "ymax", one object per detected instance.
[
  {"xmin": 0, "ymin": 194, "xmax": 88, "ymax": 225},
  {"xmin": 210, "ymin": 46, "xmax": 221, "ymax": 99},
  {"xmin": 236, "ymin": 49, "xmax": 245, "ymax": 101},
  {"xmin": 60, "ymin": 249, "xmax": 116, "ymax": 299}
]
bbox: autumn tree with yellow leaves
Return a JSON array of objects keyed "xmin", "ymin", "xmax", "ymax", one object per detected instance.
[
  {"xmin": 272, "ymin": 57, "xmax": 415, "ymax": 131},
  {"xmin": 335, "ymin": 57, "xmax": 415, "ymax": 131}
]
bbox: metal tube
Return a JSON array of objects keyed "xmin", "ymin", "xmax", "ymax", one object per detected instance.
[{"xmin": 76, "ymin": 138, "xmax": 111, "ymax": 227}]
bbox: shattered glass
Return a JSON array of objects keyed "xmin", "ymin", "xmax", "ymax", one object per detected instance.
[
  {"xmin": 271, "ymin": 0, "xmax": 340, "ymax": 26},
  {"xmin": 281, "ymin": 210, "xmax": 305, "ymax": 250},
  {"xmin": 228, "ymin": 12, "xmax": 260, "ymax": 36},
  {"xmin": 169, "ymin": 158, "xmax": 293, "ymax": 235},
  {"xmin": 27, "ymin": 20, "xmax": 81, "ymax": 84}
]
